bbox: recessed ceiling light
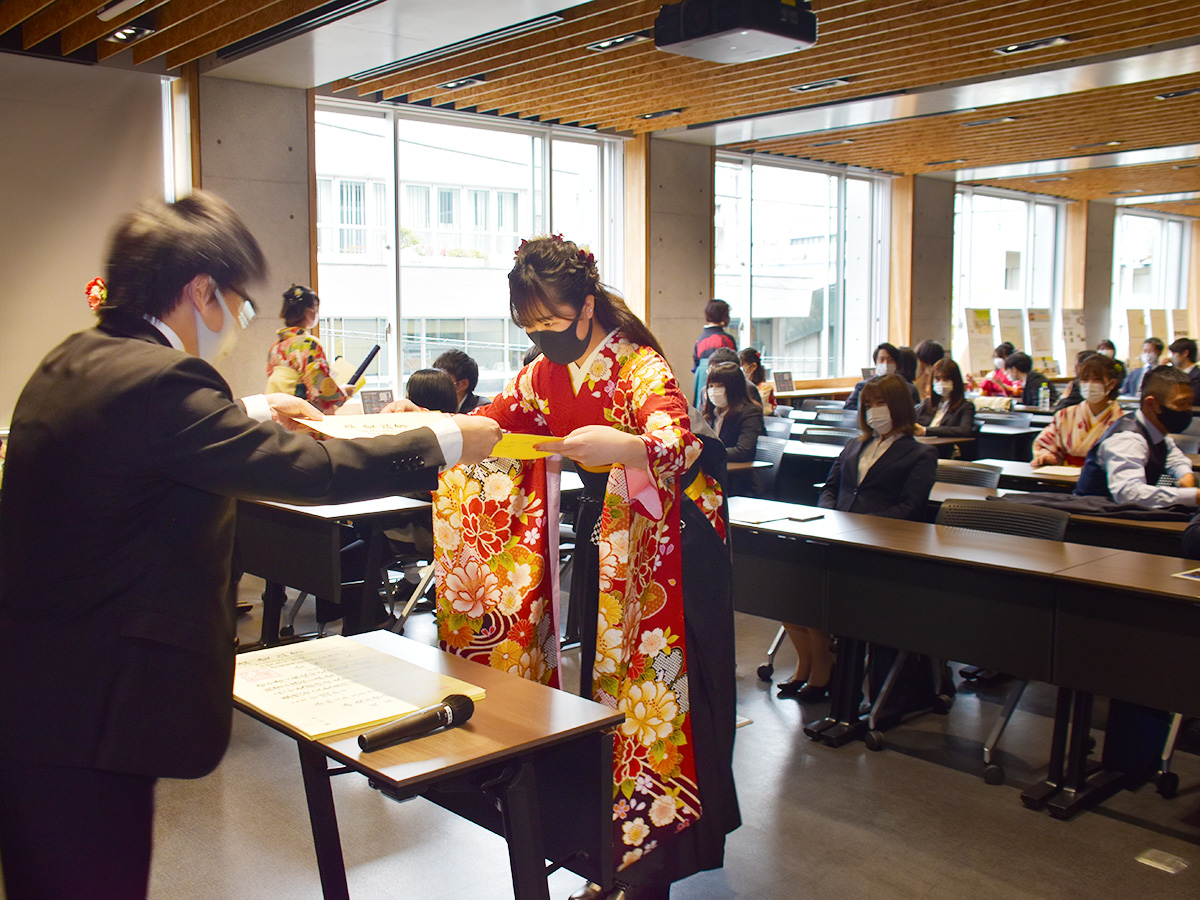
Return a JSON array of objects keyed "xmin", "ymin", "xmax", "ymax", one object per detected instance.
[
  {"xmin": 963, "ymin": 116, "xmax": 1017, "ymax": 127},
  {"xmin": 1031, "ymin": 177, "xmax": 1070, "ymax": 183},
  {"xmin": 926, "ymin": 159, "xmax": 966, "ymax": 166},
  {"xmin": 1155, "ymin": 87, "xmax": 1200, "ymax": 100},
  {"xmin": 585, "ymin": 32, "xmax": 650, "ymax": 52},
  {"xmin": 637, "ymin": 108, "xmax": 684, "ymax": 120},
  {"xmin": 788, "ymin": 78, "xmax": 851, "ymax": 93},
  {"xmin": 811, "ymin": 138, "xmax": 855, "ymax": 147},
  {"xmin": 994, "ymin": 35, "xmax": 1071, "ymax": 55},
  {"xmin": 104, "ymin": 24, "xmax": 153, "ymax": 42},
  {"xmin": 1070, "ymin": 141, "xmax": 1122, "ymax": 149},
  {"xmin": 436, "ymin": 75, "xmax": 486, "ymax": 90},
  {"xmin": 1109, "ymin": 189, "xmax": 1145, "ymax": 195}
]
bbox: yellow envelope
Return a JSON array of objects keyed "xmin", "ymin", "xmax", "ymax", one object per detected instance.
[{"xmin": 491, "ymin": 433, "xmax": 563, "ymax": 460}]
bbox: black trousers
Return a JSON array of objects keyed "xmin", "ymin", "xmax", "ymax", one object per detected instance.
[{"xmin": 0, "ymin": 762, "xmax": 156, "ymax": 900}]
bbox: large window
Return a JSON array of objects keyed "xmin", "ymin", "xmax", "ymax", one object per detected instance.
[
  {"xmin": 1111, "ymin": 210, "xmax": 1191, "ymax": 356},
  {"xmin": 714, "ymin": 155, "xmax": 890, "ymax": 379},
  {"xmin": 315, "ymin": 102, "xmax": 623, "ymax": 397},
  {"xmin": 951, "ymin": 188, "xmax": 1064, "ymax": 375}
]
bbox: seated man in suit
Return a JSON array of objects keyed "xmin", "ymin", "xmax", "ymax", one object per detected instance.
[
  {"xmin": 1169, "ymin": 337, "xmax": 1200, "ymax": 405},
  {"xmin": 1121, "ymin": 337, "xmax": 1165, "ymax": 396},
  {"xmin": 0, "ymin": 191, "xmax": 501, "ymax": 900},
  {"xmin": 1003, "ymin": 351, "xmax": 1058, "ymax": 407},
  {"xmin": 1075, "ymin": 365, "xmax": 1198, "ymax": 508},
  {"xmin": 434, "ymin": 347, "xmax": 488, "ymax": 413}
]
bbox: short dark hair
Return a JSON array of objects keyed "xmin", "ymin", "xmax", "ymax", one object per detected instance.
[
  {"xmin": 406, "ymin": 368, "xmax": 458, "ymax": 414},
  {"xmin": 1097, "ymin": 339, "xmax": 1117, "ymax": 353},
  {"xmin": 930, "ymin": 357, "xmax": 965, "ymax": 409},
  {"xmin": 914, "ymin": 339, "xmax": 945, "ymax": 367},
  {"xmin": 280, "ymin": 284, "xmax": 318, "ymax": 327},
  {"xmin": 1170, "ymin": 338, "xmax": 1198, "ymax": 363},
  {"xmin": 739, "ymin": 347, "xmax": 765, "ymax": 384},
  {"xmin": 995, "ymin": 342, "xmax": 1015, "ymax": 358},
  {"xmin": 895, "ymin": 346, "xmax": 917, "ymax": 382},
  {"xmin": 1144, "ymin": 337, "xmax": 1165, "ymax": 354},
  {"xmin": 705, "ymin": 299, "xmax": 731, "ymax": 326},
  {"xmin": 1005, "ymin": 352, "xmax": 1033, "ymax": 374},
  {"xmin": 708, "ymin": 347, "xmax": 739, "ymax": 367},
  {"xmin": 873, "ymin": 342, "xmax": 900, "ymax": 365},
  {"xmin": 1142, "ymin": 364, "xmax": 1189, "ymax": 404},
  {"xmin": 858, "ymin": 374, "xmax": 917, "ymax": 440},
  {"xmin": 101, "ymin": 191, "xmax": 266, "ymax": 321},
  {"xmin": 433, "ymin": 348, "xmax": 479, "ymax": 391}
]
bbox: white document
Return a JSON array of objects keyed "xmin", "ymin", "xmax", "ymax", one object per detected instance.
[{"xmin": 295, "ymin": 411, "xmax": 446, "ymax": 440}]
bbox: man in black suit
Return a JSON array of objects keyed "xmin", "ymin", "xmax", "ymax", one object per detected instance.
[
  {"xmin": 1169, "ymin": 337, "xmax": 1200, "ymax": 405},
  {"xmin": 0, "ymin": 192, "xmax": 500, "ymax": 900},
  {"xmin": 434, "ymin": 347, "xmax": 487, "ymax": 413}
]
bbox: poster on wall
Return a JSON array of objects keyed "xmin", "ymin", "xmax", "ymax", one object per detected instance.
[
  {"xmin": 1027, "ymin": 309, "xmax": 1057, "ymax": 375},
  {"xmin": 965, "ymin": 308, "xmax": 995, "ymax": 375},
  {"xmin": 997, "ymin": 309, "xmax": 1024, "ymax": 350},
  {"xmin": 1062, "ymin": 310, "xmax": 1088, "ymax": 360},
  {"xmin": 1149, "ymin": 309, "xmax": 1170, "ymax": 346},
  {"xmin": 1172, "ymin": 309, "xmax": 1190, "ymax": 340},
  {"xmin": 1126, "ymin": 309, "xmax": 1147, "ymax": 362}
]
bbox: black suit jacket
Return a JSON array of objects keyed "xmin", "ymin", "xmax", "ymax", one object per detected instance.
[
  {"xmin": 708, "ymin": 403, "xmax": 764, "ymax": 463},
  {"xmin": 915, "ymin": 397, "xmax": 975, "ymax": 438},
  {"xmin": 1020, "ymin": 371, "xmax": 1059, "ymax": 407},
  {"xmin": 0, "ymin": 313, "xmax": 445, "ymax": 779},
  {"xmin": 818, "ymin": 433, "xmax": 937, "ymax": 520}
]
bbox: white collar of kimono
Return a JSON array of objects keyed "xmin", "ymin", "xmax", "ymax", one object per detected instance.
[{"xmin": 568, "ymin": 327, "xmax": 620, "ymax": 393}]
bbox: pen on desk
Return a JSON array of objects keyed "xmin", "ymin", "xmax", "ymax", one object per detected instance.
[{"xmin": 787, "ymin": 514, "xmax": 824, "ymax": 522}]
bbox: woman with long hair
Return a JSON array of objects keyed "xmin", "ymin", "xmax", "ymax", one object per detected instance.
[
  {"xmin": 738, "ymin": 347, "xmax": 776, "ymax": 414},
  {"xmin": 914, "ymin": 358, "xmax": 976, "ymax": 454},
  {"xmin": 265, "ymin": 284, "xmax": 357, "ymax": 414},
  {"xmin": 432, "ymin": 236, "xmax": 739, "ymax": 900},
  {"xmin": 703, "ymin": 361, "xmax": 764, "ymax": 463}
]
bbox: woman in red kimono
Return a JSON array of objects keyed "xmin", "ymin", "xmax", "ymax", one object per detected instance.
[{"xmin": 432, "ymin": 236, "xmax": 739, "ymax": 900}]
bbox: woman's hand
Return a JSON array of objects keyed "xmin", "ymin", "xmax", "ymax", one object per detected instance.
[
  {"xmin": 538, "ymin": 425, "xmax": 648, "ymax": 471},
  {"xmin": 913, "ymin": 423, "xmax": 926, "ymax": 436},
  {"xmin": 1031, "ymin": 451, "xmax": 1057, "ymax": 468}
]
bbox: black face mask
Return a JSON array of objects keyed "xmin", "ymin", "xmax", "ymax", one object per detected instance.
[
  {"xmin": 528, "ymin": 312, "xmax": 593, "ymax": 366},
  {"xmin": 1157, "ymin": 404, "xmax": 1193, "ymax": 436}
]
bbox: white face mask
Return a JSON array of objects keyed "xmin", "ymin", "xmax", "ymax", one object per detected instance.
[
  {"xmin": 194, "ymin": 285, "xmax": 251, "ymax": 365},
  {"xmin": 866, "ymin": 406, "xmax": 892, "ymax": 435},
  {"xmin": 1080, "ymin": 382, "xmax": 1109, "ymax": 404},
  {"xmin": 932, "ymin": 380, "xmax": 953, "ymax": 397},
  {"xmin": 707, "ymin": 386, "xmax": 728, "ymax": 409},
  {"xmin": 876, "ymin": 360, "xmax": 896, "ymax": 377},
  {"xmin": 993, "ymin": 358, "xmax": 1004, "ymax": 370},
  {"xmin": 1099, "ymin": 349, "xmax": 1115, "ymax": 358},
  {"xmin": 1143, "ymin": 352, "xmax": 1160, "ymax": 368}
]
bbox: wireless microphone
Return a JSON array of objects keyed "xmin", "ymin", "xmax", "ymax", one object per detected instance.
[{"xmin": 357, "ymin": 694, "xmax": 475, "ymax": 752}]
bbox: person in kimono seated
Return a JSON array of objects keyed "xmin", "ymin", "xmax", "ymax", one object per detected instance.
[
  {"xmin": 1032, "ymin": 353, "xmax": 1124, "ymax": 468},
  {"xmin": 431, "ymin": 235, "xmax": 740, "ymax": 900}
]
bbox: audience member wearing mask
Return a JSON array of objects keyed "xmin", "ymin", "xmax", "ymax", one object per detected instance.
[
  {"xmin": 912, "ymin": 339, "xmax": 946, "ymax": 402},
  {"xmin": 1032, "ymin": 354, "xmax": 1124, "ymax": 468},
  {"xmin": 777, "ymin": 375, "xmax": 936, "ymax": 703},
  {"xmin": 1121, "ymin": 337, "xmax": 1165, "ymax": 396},
  {"xmin": 1004, "ymin": 351, "xmax": 1058, "ymax": 407},
  {"xmin": 977, "ymin": 342, "xmax": 1019, "ymax": 397},
  {"xmin": 739, "ymin": 347, "xmax": 776, "ymax": 415},
  {"xmin": 914, "ymin": 358, "xmax": 976, "ymax": 455},
  {"xmin": 1075, "ymin": 365, "xmax": 1198, "ymax": 507},
  {"xmin": 1096, "ymin": 339, "xmax": 1126, "ymax": 385},
  {"xmin": 1169, "ymin": 337, "xmax": 1200, "ymax": 405},
  {"xmin": 702, "ymin": 362, "xmax": 765, "ymax": 465},
  {"xmin": 844, "ymin": 342, "xmax": 919, "ymax": 410},
  {"xmin": 1051, "ymin": 350, "xmax": 1099, "ymax": 412}
]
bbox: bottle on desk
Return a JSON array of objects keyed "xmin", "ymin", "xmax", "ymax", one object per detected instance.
[{"xmin": 1038, "ymin": 383, "xmax": 1050, "ymax": 411}]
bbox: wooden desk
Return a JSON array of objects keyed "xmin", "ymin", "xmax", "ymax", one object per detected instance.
[
  {"xmin": 236, "ymin": 631, "xmax": 622, "ymax": 900},
  {"xmin": 237, "ymin": 496, "xmax": 432, "ymax": 647},
  {"xmin": 728, "ymin": 459, "xmax": 772, "ymax": 471}
]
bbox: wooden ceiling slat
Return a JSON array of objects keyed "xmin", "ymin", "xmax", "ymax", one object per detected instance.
[
  {"xmin": 0, "ymin": 0, "xmax": 56, "ymax": 36},
  {"xmin": 969, "ymin": 160, "xmax": 1200, "ymax": 200},
  {"xmin": 22, "ymin": 0, "xmax": 102, "ymax": 49},
  {"xmin": 131, "ymin": 0, "xmax": 253, "ymax": 64},
  {"xmin": 162, "ymin": 0, "xmax": 332, "ymax": 69},
  {"xmin": 60, "ymin": 0, "xmax": 169, "ymax": 54}
]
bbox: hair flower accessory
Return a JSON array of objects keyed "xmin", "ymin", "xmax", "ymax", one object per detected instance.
[
  {"xmin": 86, "ymin": 277, "xmax": 107, "ymax": 312},
  {"xmin": 577, "ymin": 248, "xmax": 595, "ymax": 266}
]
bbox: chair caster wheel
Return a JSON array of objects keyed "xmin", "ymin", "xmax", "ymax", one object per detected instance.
[
  {"xmin": 279, "ymin": 625, "xmax": 294, "ymax": 637},
  {"xmin": 757, "ymin": 664, "xmax": 774, "ymax": 682},
  {"xmin": 1155, "ymin": 771, "xmax": 1179, "ymax": 799},
  {"xmin": 865, "ymin": 730, "xmax": 885, "ymax": 751},
  {"xmin": 984, "ymin": 764, "xmax": 1005, "ymax": 785},
  {"xmin": 931, "ymin": 693, "xmax": 954, "ymax": 715}
]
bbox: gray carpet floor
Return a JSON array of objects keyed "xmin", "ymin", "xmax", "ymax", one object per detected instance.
[{"xmin": 136, "ymin": 578, "xmax": 1200, "ymax": 900}]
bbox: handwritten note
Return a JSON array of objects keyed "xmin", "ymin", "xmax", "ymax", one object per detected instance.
[
  {"xmin": 234, "ymin": 636, "xmax": 485, "ymax": 740},
  {"xmin": 492, "ymin": 433, "xmax": 563, "ymax": 460},
  {"xmin": 294, "ymin": 412, "xmax": 447, "ymax": 440}
]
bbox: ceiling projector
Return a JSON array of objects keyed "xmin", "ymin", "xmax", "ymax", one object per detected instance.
[{"xmin": 654, "ymin": 0, "xmax": 818, "ymax": 65}]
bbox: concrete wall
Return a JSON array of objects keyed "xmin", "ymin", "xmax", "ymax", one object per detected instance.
[
  {"xmin": 645, "ymin": 138, "xmax": 713, "ymax": 400},
  {"xmin": 197, "ymin": 78, "xmax": 312, "ymax": 401},
  {"xmin": 907, "ymin": 175, "xmax": 956, "ymax": 348},
  {"xmin": 1081, "ymin": 200, "xmax": 1117, "ymax": 346},
  {"xmin": 0, "ymin": 54, "xmax": 164, "ymax": 426}
]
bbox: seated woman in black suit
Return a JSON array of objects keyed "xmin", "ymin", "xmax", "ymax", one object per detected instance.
[
  {"xmin": 914, "ymin": 357, "xmax": 976, "ymax": 457},
  {"xmin": 703, "ymin": 361, "xmax": 765, "ymax": 464},
  {"xmin": 778, "ymin": 374, "xmax": 938, "ymax": 701}
]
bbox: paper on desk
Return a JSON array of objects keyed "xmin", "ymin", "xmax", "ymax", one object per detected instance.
[
  {"xmin": 1032, "ymin": 465, "xmax": 1083, "ymax": 477},
  {"xmin": 234, "ymin": 635, "xmax": 485, "ymax": 741},
  {"xmin": 491, "ymin": 433, "xmax": 563, "ymax": 460},
  {"xmin": 293, "ymin": 411, "xmax": 447, "ymax": 440}
]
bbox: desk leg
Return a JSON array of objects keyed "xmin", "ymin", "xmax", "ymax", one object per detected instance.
[
  {"xmin": 491, "ymin": 759, "xmax": 551, "ymax": 900},
  {"xmin": 1021, "ymin": 687, "xmax": 1071, "ymax": 810},
  {"xmin": 255, "ymin": 582, "xmax": 287, "ymax": 649},
  {"xmin": 1044, "ymin": 691, "xmax": 1126, "ymax": 820},
  {"xmin": 805, "ymin": 637, "xmax": 866, "ymax": 747},
  {"xmin": 297, "ymin": 742, "xmax": 350, "ymax": 900},
  {"xmin": 346, "ymin": 525, "xmax": 387, "ymax": 636}
]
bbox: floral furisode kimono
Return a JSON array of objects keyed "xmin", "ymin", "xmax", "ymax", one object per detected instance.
[
  {"xmin": 432, "ymin": 329, "xmax": 739, "ymax": 886},
  {"xmin": 1033, "ymin": 398, "xmax": 1125, "ymax": 466},
  {"xmin": 265, "ymin": 326, "xmax": 346, "ymax": 415}
]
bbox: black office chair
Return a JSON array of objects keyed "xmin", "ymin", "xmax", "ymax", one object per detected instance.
[
  {"xmin": 976, "ymin": 411, "xmax": 1033, "ymax": 428},
  {"xmin": 750, "ymin": 435, "xmax": 788, "ymax": 499},
  {"xmin": 935, "ymin": 460, "xmax": 1001, "ymax": 488},
  {"xmin": 762, "ymin": 416, "xmax": 793, "ymax": 440},
  {"xmin": 814, "ymin": 409, "xmax": 857, "ymax": 428},
  {"xmin": 1171, "ymin": 435, "xmax": 1200, "ymax": 454},
  {"xmin": 932, "ymin": 498, "xmax": 1070, "ymax": 784},
  {"xmin": 802, "ymin": 427, "xmax": 854, "ymax": 446}
]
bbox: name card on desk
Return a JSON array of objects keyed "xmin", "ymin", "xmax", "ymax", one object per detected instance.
[{"xmin": 235, "ymin": 635, "xmax": 485, "ymax": 740}]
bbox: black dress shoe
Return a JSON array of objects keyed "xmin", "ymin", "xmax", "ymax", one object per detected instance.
[
  {"xmin": 777, "ymin": 679, "xmax": 807, "ymax": 697},
  {"xmin": 794, "ymin": 682, "xmax": 829, "ymax": 703}
]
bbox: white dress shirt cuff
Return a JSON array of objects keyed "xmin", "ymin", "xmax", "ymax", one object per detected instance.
[
  {"xmin": 240, "ymin": 394, "xmax": 273, "ymax": 423},
  {"xmin": 430, "ymin": 416, "xmax": 463, "ymax": 468}
]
